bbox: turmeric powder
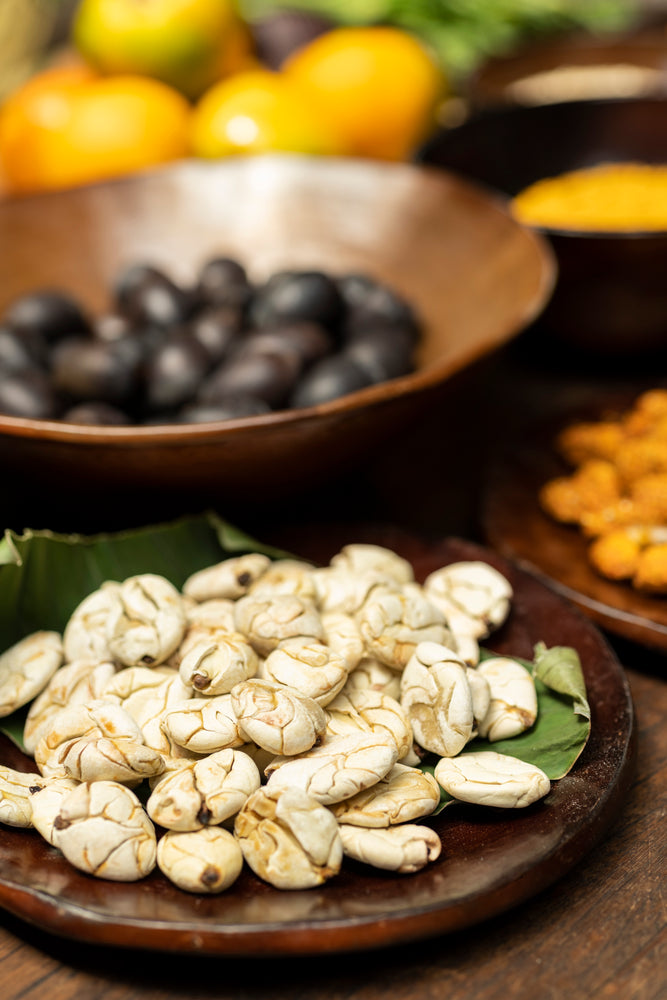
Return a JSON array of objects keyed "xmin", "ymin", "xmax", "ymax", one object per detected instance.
[{"xmin": 512, "ymin": 162, "xmax": 667, "ymax": 231}]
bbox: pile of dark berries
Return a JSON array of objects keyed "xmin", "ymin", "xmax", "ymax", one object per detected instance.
[{"xmin": 0, "ymin": 258, "xmax": 422, "ymax": 425}]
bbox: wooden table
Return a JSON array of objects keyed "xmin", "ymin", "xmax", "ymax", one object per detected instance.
[{"xmin": 0, "ymin": 331, "xmax": 665, "ymax": 1000}]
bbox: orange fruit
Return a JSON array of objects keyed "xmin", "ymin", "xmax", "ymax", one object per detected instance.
[
  {"xmin": 190, "ymin": 68, "xmax": 344, "ymax": 158},
  {"xmin": 0, "ymin": 70, "xmax": 191, "ymax": 195},
  {"xmin": 72, "ymin": 0, "xmax": 248, "ymax": 99},
  {"xmin": 283, "ymin": 26, "xmax": 447, "ymax": 161}
]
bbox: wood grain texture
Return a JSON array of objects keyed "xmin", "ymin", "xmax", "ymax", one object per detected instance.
[{"xmin": 0, "ymin": 660, "xmax": 662, "ymax": 1000}]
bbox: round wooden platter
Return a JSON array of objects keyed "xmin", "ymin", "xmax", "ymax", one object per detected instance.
[
  {"xmin": 0, "ymin": 528, "xmax": 636, "ymax": 957},
  {"xmin": 482, "ymin": 421, "xmax": 667, "ymax": 653}
]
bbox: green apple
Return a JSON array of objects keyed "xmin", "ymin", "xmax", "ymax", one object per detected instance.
[{"xmin": 72, "ymin": 0, "xmax": 245, "ymax": 100}]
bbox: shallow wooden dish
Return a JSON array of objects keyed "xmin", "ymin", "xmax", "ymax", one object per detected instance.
[
  {"xmin": 0, "ymin": 528, "xmax": 635, "ymax": 957},
  {"xmin": 482, "ymin": 403, "xmax": 667, "ymax": 652},
  {"xmin": 0, "ymin": 155, "xmax": 554, "ymax": 504}
]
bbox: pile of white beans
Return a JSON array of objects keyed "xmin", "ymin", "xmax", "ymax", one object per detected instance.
[{"xmin": 0, "ymin": 544, "xmax": 551, "ymax": 893}]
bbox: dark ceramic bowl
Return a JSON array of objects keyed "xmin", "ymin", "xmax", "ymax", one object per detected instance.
[
  {"xmin": 419, "ymin": 97, "xmax": 667, "ymax": 356},
  {"xmin": 0, "ymin": 154, "xmax": 553, "ymax": 504}
]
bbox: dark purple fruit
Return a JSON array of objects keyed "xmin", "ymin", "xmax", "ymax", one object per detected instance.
[
  {"xmin": 178, "ymin": 395, "xmax": 272, "ymax": 422},
  {"xmin": 142, "ymin": 329, "xmax": 211, "ymax": 412},
  {"xmin": 196, "ymin": 256, "xmax": 252, "ymax": 310},
  {"xmin": 61, "ymin": 402, "xmax": 131, "ymax": 425},
  {"xmin": 338, "ymin": 273, "xmax": 420, "ymax": 339},
  {"xmin": 198, "ymin": 351, "xmax": 299, "ymax": 408},
  {"xmin": 51, "ymin": 337, "xmax": 141, "ymax": 405},
  {"xmin": 289, "ymin": 355, "xmax": 373, "ymax": 408},
  {"xmin": 236, "ymin": 321, "xmax": 334, "ymax": 368},
  {"xmin": 343, "ymin": 326, "xmax": 415, "ymax": 382},
  {"xmin": 249, "ymin": 270, "xmax": 343, "ymax": 331},
  {"xmin": 250, "ymin": 10, "xmax": 337, "ymax": 69},
  {"xmin": 117, "ymin": 268, "xmax": 191, "ymax": 328},
  {"xmin": 2, "ymin": 290, "xmax": 89, "ymax": 344},
  {"xmin": 0, "ymin": 325, "xmax": 46, "ymax": 374},
  {"xmin": 0, "ymin": 370, "xmax": 61, "ymax": 419},
  {"xmin": 187, "ymin": 305, "xmax": 243, "ymax": 365}
]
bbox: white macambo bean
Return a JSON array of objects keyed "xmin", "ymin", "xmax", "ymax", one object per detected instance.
[
  {"xmin": 338, "ymin": 823, "xmax": 441, "ymax": 873},
  {"xmin": 321, "ymin": 612, "xmax": 364, "ymax": 672},
  {"xmin": 29, "ymin": 776, "xmax": 79, "ymax": 845},
  {"xmin": 103, "ymin": 666, "xmax": 193, "ymax": 756},
  {"xmin": 62, "ymin": 583, "xmax": 120, "ymax": 663},
  {"xmin": 330, "ymin": 763, "xmax": 441, "ymax": 828},
  {"xmin": 325, "ymin": 689, "xmax": 413, "ymax": 760},
  {"xmin": 247, "ymin": 559, "xmax": 318, "ymax": 601},
  {"xmin": 434, "ymin": 751, "xmax": 550, "ymax": 808},
  {"xmin": 466, "ymin": 666, "xmax": 491, "ymax": 734},
  {"xmin": 400, "ymin": 642, "xmax": 474, "ymax": 757},
  {"xmin": 34, "ymin": 699, "xmax": 165, "ymax": 783},
  {"xmin": 265, "ymin": 732, "xmax": 398, "ymax": 805},
  {"xmin": 451, "ymin": 634, "xmax": 481, "ymax": 669},
  {"xmin": 0, "ymin": 765, "xmax": 45, "ymax": 826},
  {"xmin": 54, "ymin": 780, "xmax": 157, "ymax": 881},
  {"xmin": 233, "ymin": 593, "xmax": 325, "ymax": 657},
  {"xmin": 234, "ymin": 786, "xmax": 342, "ymax": 890},
  {"xmin": 260, "ymin": 637, "xmax": 349, "ymax": 706},
  {"xmin": 0, "ymin": 631, "xmax": 64, "ymax": 718},
  {"xmin": 329, "ymin": 544, "xmax": 415, "ymax": 585},
  {"xmin": 312, "ymin": 566, "xmax": 398, "ymax": 616},
  {"xmin": 105, "ymin": 574, "xmax": 187, "ymax": 667},
  {"xmin": 178, "ymin": 630, "xmax": 259, "ymax": 696},
  {"xmin": 342, "ymin": 657, "xmax": 401, "ymax": 701},
  {"xmin": 160, "ymin": 694, "xmax": 244, "ymax": 755},
  {"xmin": 357, "ymin": 586, "xmax": 451, "ymax": 671},
  {"xmin": 183, "ymin": 554, "xmax": 272, "ymax": 602},
  {"xmin": 146, "ymin": 748, "xmax": 260, "ymax": 831},
  {"xmin": 423, "ymin": 561, "xmax": 513, "ymax": 640},
  {"xmin": 476, "ymin": 657, "xmax": 538, "ymax": 741},
  {"xmin": 157, "ymin": 827, "xmax": 244, "ymax": 894},
  {"xmin": 230, "ymin": 678, "xmax": 327, "ymax": 756},
  {"xmin": 23, "ymin": 658, "xmax": 117, "ymax": 755},
  {"xmin": 185, "ymin": 598, "xmax": 236, "ymax": 632}
]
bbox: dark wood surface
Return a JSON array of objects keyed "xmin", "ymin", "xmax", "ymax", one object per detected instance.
[{"xmin": 0, "ymin": 326, "xmax": 665, "ymax": 997}]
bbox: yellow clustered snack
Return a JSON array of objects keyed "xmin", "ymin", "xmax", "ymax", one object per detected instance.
[
  {"xmin": 512, "ymin": 162, "xmax": 667, "ymax": 231},
  {"xmin": 539, "ymin": 389, "xmax": 667, "ymax": 594}
]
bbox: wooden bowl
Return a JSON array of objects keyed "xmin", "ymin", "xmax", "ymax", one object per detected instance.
[
  {"xmin": 0, "ymin": 155, "xmax": 554, "ymax": 506},
  {"xmin": 419, "ymin": 97, "xmax": 667, "ymax": 356}
]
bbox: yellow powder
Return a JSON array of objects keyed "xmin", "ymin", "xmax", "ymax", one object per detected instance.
[{"xmin": 512, "ymin": 162, "xmax": 667, "ymax": 232}]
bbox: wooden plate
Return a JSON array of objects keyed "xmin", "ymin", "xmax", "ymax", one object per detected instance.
[
  {"xmin": 0, "ymin": 529, "xmax": 635, "ymax": 956},
  {"xmin": 482, "ymin": 423, "xmax": 667, "ymax": 651}
]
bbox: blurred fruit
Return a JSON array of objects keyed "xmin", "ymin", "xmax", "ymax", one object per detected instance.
[
  {"xmin": 0, "ymin": 68, "xmax": 190, "ymax": 195},
  {"xmin": 72, "ymin": 0, "xmax": 249, "ymax": 100},
  {"xmin": 250, "ymin": 10, "xmax": 337, "ymax": 70},
  {"xmin": 283, "ymin": 25, "xmax": 447, "ymax": 160},
  {"xmin": 190, "ymin": 69, "xmax": 344, "ymax": 157}
]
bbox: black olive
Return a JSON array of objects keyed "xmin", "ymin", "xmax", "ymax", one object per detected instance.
[
  {"xmin": 248, "ymin": 270, "xmax": 344, "ymax": 331},
  {"xmin": 3, "ymin": 290, "xmax": 90, "ymax": 344},
  {"xmin": 0, "ymin": 325, "xmax": 46, "ymax": 374},
  {"xmin": 93, "ymin": 312, "xmax": 134, "ymax": 342},
  {"xmin": 178, "ymin": 395, "xmax": 272, "ymax": 422},
  {"xmin": 117, "ymin": 268, "xmax": 191, "ymax": 328},
  {"xmin": 187, "ymin": 304, "xmax": 243, "ymax": 366},
  {"xmin": 196, "ymin": 256, "xmax": 252, "ymax": 310},
  {"xmin": 338, "ymin": 274, "xmax": 420, "ymax": 340},
  {"xmin": 289, "ymin": 355, "xmax": 373, "ymax": 408},
  {"xmin": 141, "ymin": 328, "xmax": 211, "ymax": 412},
  {"xmin": 0, "ymin": 370, "xmax": 62, "ymax": 420},
  {"xmin": 343, "ymin": 326, "xmax": 415, "ymax": 382},
  {"xmin": 51, "ymin": 337, "xmax": 141, "ymax": 405},
  {"xmin": 198, "ymin": 351, "xmax": 298, "ymax": 408},
  {"xmin": 61, "ymin": 401, "xmax": 132, "ymax": 425},
  {"xmin": 237, "ymin": 321, "xmax": 334, "ymax": 368}
]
